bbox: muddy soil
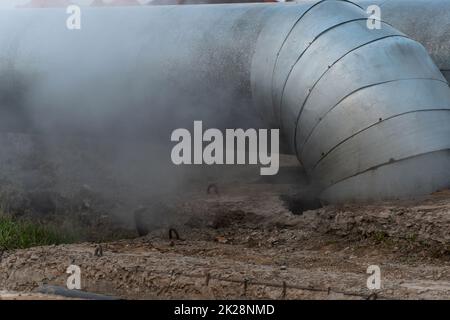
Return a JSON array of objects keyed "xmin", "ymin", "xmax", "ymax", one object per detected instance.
[{"xmin": 0, "ymin": 185, "xmax": 449, "ymax": 300}]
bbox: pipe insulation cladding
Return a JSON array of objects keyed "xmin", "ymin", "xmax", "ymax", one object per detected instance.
[
  {"xmin": 351, "ymin": 0, "xmax": 450, "ymax": 83},
  {"xmin": 0, "ymin": 1, "xmax": 449, "ymax": 203}
]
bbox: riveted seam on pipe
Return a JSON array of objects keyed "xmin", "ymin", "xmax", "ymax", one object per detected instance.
[
  {"xmin": 320, "ymin": 148, "xmax": 450, "ymax": 189},
  {"xmin": 313, "ymin": 110, "xmax": 450, "ymax": 188},
  {"xmin": 312, "ymin": 108, "xmax": 450, "ymax": 171},
  {"xmin": 281, "ymin": 28, "xmax": 405, "ymax": 158},
  {"xmin": 298, "ymin": 77, "xmax": 449, "ymax": 161},
  {"xmin": 293, "ymin": 36, "xmax": 447, "ymax": 160},
  {"xmin": 288, "ymin": 34, "xmax": 409, "ymax": 156}
]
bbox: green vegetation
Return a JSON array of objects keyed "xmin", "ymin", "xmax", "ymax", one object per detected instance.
[
  {"xmin": 0, "ymin": 216, "xmax": 76, "ymax": 250},
  {"xmin": 372, "ymin": 230, "xmax": 390, "ymax": 244}
]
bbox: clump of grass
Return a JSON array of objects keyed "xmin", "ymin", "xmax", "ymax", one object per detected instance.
[
  {"xmin": 372, "ymin": 230, "xmax": 390, "ymax": 244},
  {"xmin": 0, "ymin": 216, "xmax": 76, "ymax": 250}
]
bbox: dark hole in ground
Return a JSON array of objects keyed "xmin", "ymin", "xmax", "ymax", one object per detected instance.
[{"xmin": 279, "ymin": 194, "xmax": 323, "ymax": 215}]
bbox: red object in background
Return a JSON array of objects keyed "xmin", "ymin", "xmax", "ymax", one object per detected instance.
[
  {"xmin": 21, "ymin": 0, "xmax": 70, "ymax": 7},
  {"xmin": 20, "ymin": 0, "xmax": 279, "ymax": 7}
]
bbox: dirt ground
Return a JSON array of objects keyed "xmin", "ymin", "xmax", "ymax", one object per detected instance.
[{"xmin": 0, "ymin": 182, "xmax": 449, "ymax": 300}]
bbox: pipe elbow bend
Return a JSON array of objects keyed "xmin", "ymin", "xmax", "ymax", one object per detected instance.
[{"xmin": 252, "ymin": 0, "xmax": 450, "ymax": 202}]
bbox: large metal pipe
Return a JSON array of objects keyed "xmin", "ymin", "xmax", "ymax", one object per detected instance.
[{"xmin": 0, "ymin": 1, "xmax": 449, "ymax": 203}]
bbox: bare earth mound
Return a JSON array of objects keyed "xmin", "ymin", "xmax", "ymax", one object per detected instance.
[{"xmin": 0, "ymin": 186, "xmax": 449, "ymax": 300}]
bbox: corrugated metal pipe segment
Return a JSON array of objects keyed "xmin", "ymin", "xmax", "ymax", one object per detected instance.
[
  {"xmin": 253, "ymin": 0, "xmax": 450, "ymax": 202},
  {"xmin": 0, "ymin": 1, "xmax": 449, "ymax": 202}
]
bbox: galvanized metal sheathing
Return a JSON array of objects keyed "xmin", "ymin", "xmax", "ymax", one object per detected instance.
[
  {"xmin": 0, "ymin": 1, "xmax": 449, "ymax": 202},
  {"xmin": 253, "ymin": 0, "xmax": 450, "ymax": 202}
]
